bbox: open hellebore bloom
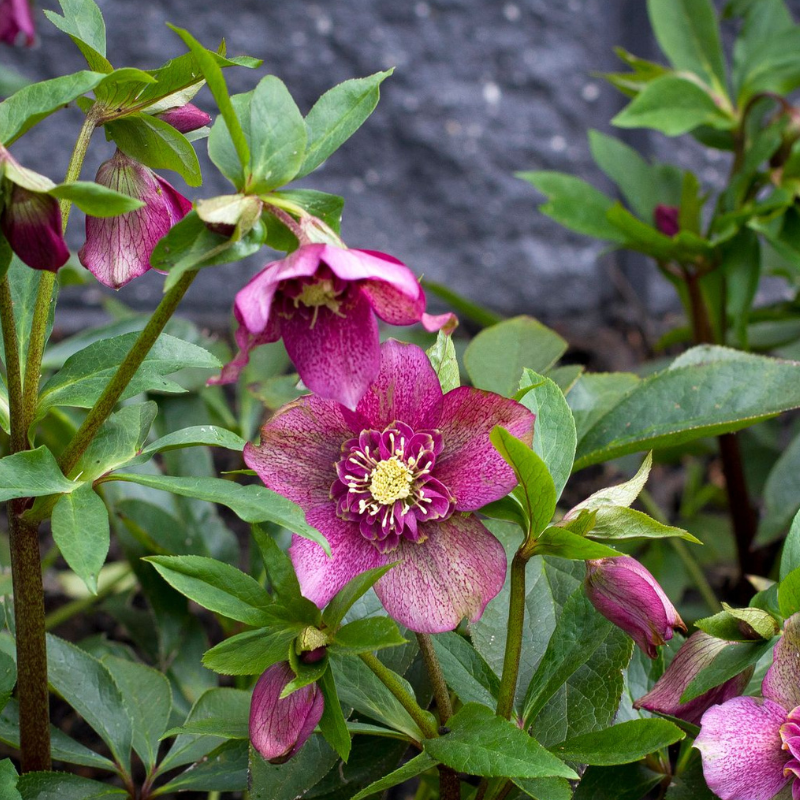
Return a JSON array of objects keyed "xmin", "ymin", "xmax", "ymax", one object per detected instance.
[
  {"xmin": 695, "ymin": 613, "xmax": 800, "ymax": 800},
  {"xmin": 155, "ymin": 103, "xmax": 211, "ymax": 134},
  {"xmin": 0, "ymin": 0, "xmax": 35, "ymax": 47},
  {"xmin": 249, "ymin": 662, "xmax": 324, "ymax": 764},
  {"xmin": 585, "ymin": 556, "xmax": 685, "ymax": 658},
  {"xmin": 79, "ymin": 149, "xmax": 192, "ymax": 289},
  {"xmin": 211, "ymin": 243, "xmax": 449, "ymax": 409},
  {"xmin": 245, "ymin": 339, "xmax": 535, "ymax": 633},
  {"xmin": 0, "ymin": 146, "xmax": 69, "ymax": 271},
  {"xmin": 634, "ymin": 631, "xmax": 752, "ymax": 724}
]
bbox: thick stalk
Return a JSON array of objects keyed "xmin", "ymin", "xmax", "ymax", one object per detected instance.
[
  {"xmin": 416, "ymin": 633, "xmax": 453, "ymax": 724},
  {"xmin": 0, "ymin": 276, "xmax": 23, "ymax": 452},
  {"xmin": 57, "ymin": 271, "xmax": 197, "ymax": 476},
  {"xmin": 359, "ymin": 652, "xmax": 438, "ymax": 740},
  {"xmin": 495, "ymin": 552, "xmax": 527, "ymax": 720}
]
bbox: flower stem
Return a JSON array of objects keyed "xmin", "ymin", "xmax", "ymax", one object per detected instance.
[
  {"xmin": 495, "ymin": 552, "xmax": 528, "ymax": 720},
  {"xmin": 57, "ymin": 271, "xmax": 197, "ymax": 476},
  {"xmin": 416, "ymin": 633, "xmax": 453, "ymax": 724},
  {"xmin": 0, "ymin": 275, "xmax": 23, "ymax": 452},
  {"xmin": 359, "ymin": 652, "xmax": 438, "ymax": 740}
]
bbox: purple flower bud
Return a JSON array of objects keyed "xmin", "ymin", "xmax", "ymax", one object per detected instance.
[
  {"xmin": 634, "ymin": 631, "xmax": 752, "ymax": 724},
  {"xmin": 249, "ymin": 662, "xmax": 324, "ymax": 764},
  {"xmin": 156, "ymin": 103, "xmax": 211, "ymax": 134},
  {"xmin": 79, "ymin": 150, "xmax": 192, "ymax": 289},
  {"xmin": 585, "ymin": 556, "xmax": 685, "ymax": 658},
  {"xmin": 0, "ymin": 0, "xmax": 34, "ymax": 47},
  {"xmin": 654, "ymin": 204, "xmax": 680, "ymax": 237},
  {"xmin": 1, "ymin": 184, "xmax": 69, "ymax": 271}
]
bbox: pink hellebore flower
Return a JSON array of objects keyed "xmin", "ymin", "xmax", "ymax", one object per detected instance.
[
  {"xmin": 634, "ymin": 631, "xmax": 752, "ymax": 725},
  {"xmin": 245, "ymin": 339, "xmax": 535, "ymax": 634},
  {"xmin": 0, "ymin": 0, "xmax": 34, "ymax": 47},
  {"xmin": 585, "ymin": 556, "xmax": 685, "ymax": 658},
  {"xmin": 249, "ymin": 662, "xmax": 324, "ymax": 764},
  {"xmin": 155, "ymin": 103, "xmax": 211, "ymax": 134},
  {"xmin": 79, "ymin": 149, "xmax": 192, "ymax": 289},
  {"xmin": 695, "ymin": 613, "xmax": 800, "ymax": 800},
  {"xmin": 211, "ymin": 243, "xmax": 450, "ymax": 409}
]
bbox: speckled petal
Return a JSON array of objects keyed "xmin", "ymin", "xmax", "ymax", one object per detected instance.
[
  {"xmin": 249, "ymin": 662, "xmax": 324, "ymax": 763},
  {"xmin": 320, "ymin": 246, "xmax": 421, "ymax": 298},
  {"xmin": 695, "ymin": 697, "xmax": 790, "ymax": 800},
  {"xmin": 346, "ymin": 339, "xmax": 444, "ymax": 432},
  {"xmin": 281, "ymin": 289, "xmax": 381, "ymax": 410},
  {"xmin": 433, "ymin": 387, "xmax": 534, "ymax": 510},
  {"xmin": 1, "ymin": 186, "xmax": 69, "ymax": 271},
  {"xmin": 244, "ymin": 394, "xmax": 354, "ymax": 511},
  {"xmin": 763, "ymin": 612, "xmax": 800, "ymax": 712},
  {"xmin": 374, "ymin": 513, "xmax": 506, "ymax": 633},
  {"xmin": 289, "ymin": 504, "xmax": 386, "ymax": 608},
  {"xmin": 359, "ymin": 278, "xmax": 424, "ymax": 325}
]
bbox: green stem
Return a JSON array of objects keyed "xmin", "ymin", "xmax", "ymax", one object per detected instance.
[
  {"xmin": 0, "ymin": 276, "xmax": 23, "ymax": 452},
  {"xmin": 416, "ymin": 633, "xmax": 453, "ymax": 724},
  {"xmin": 495, "ymin": 552, "xmax": 528, "ymax": 720},
  {"xmin": 359, "ymin": 652, "xmax": 438, "ymax": 740},
  {"xmin": 57, "ymin": 271, "xmax": 197, "ymax": 477},
  {"xmin": 639, "ymin": 489, "xmax": 721, "ymax": 613}
]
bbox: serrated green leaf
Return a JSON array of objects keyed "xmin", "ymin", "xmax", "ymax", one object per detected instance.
[
  {"xmin": 332, "ymin": 617, "xmax": 406, "ymax": 653},
  {"xmin": 0, "ymin": 446, "xmax": 74, "ymax": 502},
  {"xmin": 588, "ymin": 506, "xmax": 700, "ymax": 544},
  {"xmin": 431, "ymin": 631, "xmax": 500, "ymax": 708},
  {"xmin": 203, "ymin": 627, "xmax": 298, "ymax": 676}
]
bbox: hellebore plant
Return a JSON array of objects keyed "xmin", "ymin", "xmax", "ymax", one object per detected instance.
[
  {"xmin": 245, "ymin": 338, "xmax": 534, "ymax": 632},
  {"xmin": 695, "ymin": 615, "xmax": 800, "ymax": 800},
  {"xmin": 79, "ymin": 149, "xmax": 192, "ymax": 288},
  {"xmin": 213, "ymin": 243, "xmax": 447, "ymax": 409}
]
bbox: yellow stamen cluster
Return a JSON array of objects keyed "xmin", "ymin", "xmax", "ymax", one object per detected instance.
[{"xmin": 368, "ymin": 456, "xmax": 414, "ymax": 505}]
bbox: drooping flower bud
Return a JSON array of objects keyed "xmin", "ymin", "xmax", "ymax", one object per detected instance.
[
  {"xmin": 0, "ymin": 0, "xmax": 35, "ymax": 47},
  {"xmin": 79, "ymin": 149, "xmax": 192, "ymax": 289},
  {"xmin": 156, "ymin": 103, "xmax": 211, "ymax": 134},
  {"xmin": 634, "ymin": 631, "xmax": 752, "ymax": 724},
  {"xmin": 249, "ymin": 662, "xmax": 324, "ymax": 764},
  {"xmin": 585, "ymin": 556, "xmax": 685, "ymax": 658},
  {"xmin": 654, "ymin": 204, "xmax": 680, "ymax": 237}
]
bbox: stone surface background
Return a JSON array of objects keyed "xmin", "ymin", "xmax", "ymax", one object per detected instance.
[{"xmin": 2, "ymin": 0, "xmax": 764, "ymax": 331}]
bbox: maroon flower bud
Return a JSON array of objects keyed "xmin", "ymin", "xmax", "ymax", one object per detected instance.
[
  {"xmin": 634, "ymin": 631, "xmax": 752, "ymax": 724},
  {"xmin": 79, "ymin": 149, "xmax": 191, "ymax": 289},
  {"xmin": 1, "ymin": 184, "xmax": 68, "ymax": 271},
  {"xmin": 585, "ymin": 556, "xmax": 686, "ymax": 658},
  {"xmin": 156, "ymin": 103, "xmax": 211, "ymax": 134},
  {"xmin": 654, "ymin": 204, "xmax": 680, "ymax": 237},
  {"xmin": 0, "ymin": 0, "xmax": 34, "ymax": 47},
  {"xmin": 249, "ymin": 662, "xmax": 324, "ymax": 764}
]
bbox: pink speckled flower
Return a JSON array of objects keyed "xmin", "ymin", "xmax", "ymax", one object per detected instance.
[
  {"xmin": 695, "ymin": 613, "xmax": 800, "ymax": 800},
  {"xmin": 211, "ymin": 243, "xmax": 451, "ymax": 409},
  {"xmin": 245, "ymin": 339, "xmax": 534, "ymax": 633},
  {"xmin": 0, "ymin": 0, "xmax": 34, "ymax": 47},
  {"xmin": 585, "ymin": 556, "xmax": 685, "ymax": 658},
  {"xmin": 79, "ymin": 149, "xmax": 192, "ymax": 289},
  {"xmin": 249, "ymin": 662, "xmax": 324, "ymax": 764}
]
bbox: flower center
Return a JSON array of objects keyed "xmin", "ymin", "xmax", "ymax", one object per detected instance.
[
  {"xmin": 369, "ymin": 457, "xmax": 414, "ymax": 505},
  {"xmin": 295, "ymin": 279, "xmax": 341, "ymax": 311},
  {"xmin": 781, "ymin": 708, "xmax": 800, "ymax": 783},
  {"xmin": 331, "ymin": 422, "xmax": 456, "ymax": 553}
]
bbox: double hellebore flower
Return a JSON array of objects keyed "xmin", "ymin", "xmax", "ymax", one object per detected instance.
[
  {"xmin": 79, "ymin": 149, "xmax": 191, "ymax": 289},
  {"xmin": 245, "ymin": 339, "xmax": 535, "ymax": 633},
  {"xmin": 249, "ymin": 662, "xmax": 324, "ymax": 764},
  {"xmin": 211, "ymin": 243, "xmax": 448, "ymax": 409},
  {"xmin": 585, "ymin": 556, "xmax": 685, "ymax": 658},
  {"xmin": 0, "ymin": 146, "xmax": 69, "ymax": 271},
  {"xmin": 634, "ymin": 631, "xmax": 753, "ymax": 724},
  {"xmin": 695, "ymin": 613, "xmax": 800, "ymax": 800},
  {"xmin": 0, "ymin": 0, "xmax": 35, "ymax": 47}
]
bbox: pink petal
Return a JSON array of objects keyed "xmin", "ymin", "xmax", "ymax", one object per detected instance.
[
  {"xmin": 156, "ymin": 104, "xmax": 212, "ymax": 134},
  {"xmin": 422, "ymin": 311, "xmax": 458, "ymax": 333},
  {"xmin": 207, "ymin": 309, "xmax": 280, "ymax": 385},
  {"xmin": 282, "ymin": 289, "xmax": 381, "ymax": 410},
  {"xmin": 155, "ymin": 173, "xmax": 193, "ymax": 225},
  {"xmin": 433, "ymin": 388, "xmax": 535, "ymax": 510},
  {"xmin": 320, "ymin": 246, "xmax": 420, "ymax": 298},
  {"xmin": 695, "ymin": 697, "xmax": 790, "ymax": 800},
  {"xmin": 1, "ymin": 186, "xmax": 69, "ymax": 271},
  {"xmin": 289, "ymin": 504, "xmax": 386, "ymax": 608},
  {"xmin": 345, "ymin": 339, "xmax": 444, "ymax": 432},
  {"xmin": 0, "ymin": 0, "xmax": 35, "ymax": 46},
  {"xmin": 244, "ymin": 394, "xmax": 353, "ymax": 511},
  {"xmin": 763, "ymin": 612, "xmax": 800, "ymax": 712},
  {"xmin": 359, "ymin": 279, "xmax": 424, "ymax": 325},
  {"xmin": 374, "ymin": 513, "xmax": 506, "ymax": 633}
]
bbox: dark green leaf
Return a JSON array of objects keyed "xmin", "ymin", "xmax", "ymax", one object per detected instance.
[
  {"xmin": 136, "ymin": 424, "xmax": 246, "ymax": 460},
  {"xmin": 317, "ymin": 666, "xmax": 351, "ymax": 762},
  {"xmin": 423, "ymin": 703, "xmax": 577, "ymax": 779},
  {"xmin": 780, "ymin": 567, "xmax": 800, "ymax": 618},
  {"xmin": 248, "ymin": 738, "xmax": 338, "ymax": 800},
  {"xmin": 531, "ymin": 527, "xmax": 620, "ymax": 560},
  {"xmin": 589, "ymin": 506, "xmax": 700, "ymax": 544},
  {"xmin": 332, "ymin": 617, "xmax": 406, "ymax": 653},
  {"xmin": 431, "ymin": 631, "xmax": 500, "ymax": 708},
  {"xmin": 573, "ymin": 762, "xmax": 663, "ymax": 800},
  {"xmin": 203, "ymin": 627, "xmax": 298, "ymax": 676},
  {"xmin": 158, "ymin": 739, "xmax": 248, "ymax": 792},
  {"xmin": 17, "ymin": 773, "xmax": 127, "ymax": 799},
  {"xmin": 0, "ymin": 760, "xmax": 19, "ymax": 800},
  {"xmin": 52, "ymin": 484, "xmax": 110, "ymax": 595},
  {"xmin": 758, "ymin": 434, "xmax": 800, "ymax": 546},
  {"xmin": 569, "ymin": 372, "xmax": 640, "ymax": 444},
  {"xmin": 164, "ymin": 688, "xmax": 249, "ymax": 740},
  {"xmin": 251, "ymin": 525, "xmax": 303, "ymax": 603},
  {"xmin": 349, "ymin": 753, "xmax": 437, "ymax": 800},
  {"xmin": 781, "ymin": 509, "xmax": 800, "ymax": 580},
  {"xmin": 323, "ymin": 564, "xmax": 395, "ymax": 630},
  {"xmin": 0, "ymin": 651, "xmax": 15, "ymax": 714},
  {"xmin": 513, "ymin": 777, "xmax": 572, "ymax": 800},
  {"xmin": 0, "ymin": 447, "xmax": 74, "ymax": 502}
]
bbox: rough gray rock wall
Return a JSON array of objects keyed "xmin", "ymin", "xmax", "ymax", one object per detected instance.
[{"xmin": 4, "ymin": 0, "xmax": 696, "ymax": 328}]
